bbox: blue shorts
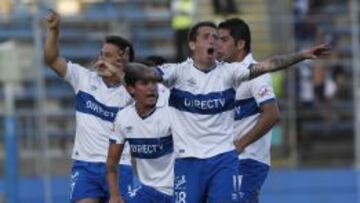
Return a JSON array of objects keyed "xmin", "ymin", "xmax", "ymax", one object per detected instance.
[
  {"xmin": 70, "ymin": 160, "xmax": 134, "ymax": 202},
  {"xmin": 174, "ymin": 150, "xmax": 240, "ymax": 203},
  {"xmin": 238, "ymin": 159, "xmax": 269, "ymax": 203},
  {"xmin": 119, "ymin": 164, "xmax": 138, "ymax": 201},
  {"xmin": 127, "ymin": 183, "xmax": 173, "ymax": 203}
]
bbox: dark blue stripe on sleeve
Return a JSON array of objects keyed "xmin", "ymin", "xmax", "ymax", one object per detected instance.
[
  {"xmin": 259, "ymin": 98, "xmax": 276, "ymax": 106},
  {"xmin": 234, "ymin": 97, "xmax": 260, "ymax": 120},
  {"xmin": 109, "ymin": 139, "xmax": 117, "ymax": 144}
]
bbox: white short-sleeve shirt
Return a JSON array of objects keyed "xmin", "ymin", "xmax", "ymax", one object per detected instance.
[
  {"xmin": 110, "ymin": 92, "xmax": 174, "ymax": 195},
  {"xmin": 65, "ymin": 61, "xmax": 133, "ymax": 163},
  {"xmin": 158, "ymin": 58, "xmax": 250, "ymax": 158},
  {"xmin": 233, "ymin": 54, "xmax": 276, "ymax": 165}
]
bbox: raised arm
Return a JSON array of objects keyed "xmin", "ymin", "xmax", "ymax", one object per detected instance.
[
  {"xmin": 249, "ymin": 43, "xmax": 331, "ymax": 79},
  {"xmin": 106, "ymin": 141, "xmax": 125, "ymax": 203},
  {"xmin": 44, "ymin": 9, "xmax": 67, "ymax": 78}
]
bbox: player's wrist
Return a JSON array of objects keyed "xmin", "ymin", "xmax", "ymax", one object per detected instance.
[
  {"xmin": 110, "ymin": 191, "xmax": 121, "ymax": 198},
  {"xmin": 299, "ymin": 49, "xmax": 311, "ymax": 60},
  {"xmin": 48, "ymin": 27, "xmax": 60, "ymax": 32},
  {"xmin": 234, "ymin": 139, "xmax": 245, "ymax": 153}
]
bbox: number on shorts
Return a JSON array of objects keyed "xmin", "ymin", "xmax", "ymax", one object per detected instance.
[{"xmin": 175, "ymin": 191, "xmax": 187, "ymax": 203}]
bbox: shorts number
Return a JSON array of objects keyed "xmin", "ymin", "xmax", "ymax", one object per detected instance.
[{"xmin": 175, "ymin": 191, "xmax": 187, "ymax": 203}]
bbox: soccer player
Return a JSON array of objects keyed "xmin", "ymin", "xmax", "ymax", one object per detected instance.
[
  {"xmin": 44, "ymin": 10, "xmax": 135, "ymax": 203},
  {"xmin": 156, "ymin": 21, "xmax": 330, "ymax": 203},
  {"xmin": 106, "ymin": 63, "xmax": 173, "ymax": 203},
  {"xmin": 218, "ymin": 18, "xmax": 280, "ymax": 203}
]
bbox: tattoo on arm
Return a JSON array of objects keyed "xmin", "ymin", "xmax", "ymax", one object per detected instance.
[{"xmin": 249, "ymin": 52, "xmax": 305, "ymax": 79}]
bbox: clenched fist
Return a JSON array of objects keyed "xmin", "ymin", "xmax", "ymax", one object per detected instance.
[{"xmin": 46, "ymin": 9, "xmax": 60, "ymax": 30}]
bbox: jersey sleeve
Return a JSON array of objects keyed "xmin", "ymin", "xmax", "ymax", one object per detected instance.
[
  {"xmin": 226, "ymin": 62, "xmax": 251, "ymax": 88},
  {"xmin": 109, "ymin": 115, "xmax": 126, "ymax": 144},
  {"xmin": 157, "ymin": 63, "xmax": 178, "ymax": 88},
  {"xmin": 64, "ymin": 61, "xmax": 90, "ymax": 92},
  {"xmin": 251, "ymin": 74, "xmax": 276, "ymax": 106}
]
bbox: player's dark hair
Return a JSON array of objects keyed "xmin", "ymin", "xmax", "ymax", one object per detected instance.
[
  {"xmin": 144, "ymin": 55, "xmax": 167, "ymax": 66},
  {"xmin": 188, "ymin": 21, "xmax": 217, "ymax": 42},
  {"xmin": 218, "ymin": 18, "xmax": 251, "ymax": 53},
  {"xmin": 124, "ymin": 63, "xmax": 162, "ymax": 86},
  {"xmin": 105, "ymin": 35, "xmax": 135, "ymax": 62}
]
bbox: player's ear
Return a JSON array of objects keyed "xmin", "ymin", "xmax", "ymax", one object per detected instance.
[
  {"xmin": 123, "ymin": 47, "xmax": 130, "ymax": 62},
  {"xmin": 189, "ymin": 41, "xmax": 195, "ymax": 51},
  {"xmin": 125, "ymin": 85, "xmax": 135, "ymax": 97},
  {"xmin": 236, "ymin": 40, "xmax": 245, "ymax": 51}
]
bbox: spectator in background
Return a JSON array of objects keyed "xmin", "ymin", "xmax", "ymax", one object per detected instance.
[
  {"xmin": 212, "ymin": 0, "xmax": 238, "ymax": 16},
  {"xmin": 171, "ymin": 0, "xmax": 195, "ymax": 62},
  {"xmin": 296, "ymin": 61, "xmax": 315, "ymax": 107},
  {"xmin": 330, "ymin": 65, "xmax": 350, "ymax": 100}
]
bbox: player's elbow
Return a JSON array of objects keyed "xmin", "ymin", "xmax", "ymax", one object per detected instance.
[
  {"xmin": 43, "ymin": 50, "xmax": 56, "ymax": 66},
  {"xmin": 272, "ymin": 114, "xmax": 280, "ymax": 125},
  {"xmin": 263, "ymin": 105, "xmax": 280, "ymax": 126},
  {"xmin": 271, "ymin": 108, "xmax": 281, "ymax": 125},
  {"xmin": 261, "ymin": 103, "xmax": 280, "ymax": 125}
]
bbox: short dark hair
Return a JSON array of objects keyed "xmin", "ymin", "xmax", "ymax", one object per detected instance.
[
  {"xmin": 188, "ymin": 21, "xmax": 217, "ymax": 42},
  {"xmin": 218, "ymin": 18, "xmax": 251, "ymax": 53},
  {"xmin": 105, "ymin": 35, "xmax": 135, "ymax": 62},
  {"xmin": 145, "ymin": 55, "xmax": 167, "ymax": 66},
  {"xmin": 124, "ymin": 62, "xmax": 162, "ymax": 86}
]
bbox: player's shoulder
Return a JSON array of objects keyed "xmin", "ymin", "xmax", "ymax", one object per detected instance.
[
  {"xmin": 67, "ymin": 61, "xmax": 93, "ymax": 74},
  {"xmin": 217, "ymin": 60, "xmax": 249, "ymax": 69},
  {"xmin": 249, "ymin": 71, "xmax": 273, "ymax": 84},
  {"xmin": 116, "ymin": 104, "xmax": 135, "ymax": 122},
  {"xmin": 120, "ymin": 103, "xmax": 135, "ymax": 114},
  {"xmin": 115, "ymin": 84, "xmax": 132, "ymax": 96},
  {"xmin": 216, "ymin": 61, "xmax": 250, "ymax": 80},
  {"xmin": 245, "ymin": 54, "xmax": 272, "ymax": 83},
  {"xmin": 156, "ymin": 93, "xmax": 169, "ymax": 111},
  {"xmin": 159, "ymin": 58, "xmax": 191, "ymax": 69}
]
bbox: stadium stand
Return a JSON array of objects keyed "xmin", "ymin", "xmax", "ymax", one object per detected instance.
[{"xmin": 293, "ymin": 0, "xmax": 354, "ymax": 167}]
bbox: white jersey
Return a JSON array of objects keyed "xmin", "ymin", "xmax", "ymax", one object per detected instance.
[
  {"xmin": 65, "ymin": 61, "xmax": 133, "ymax": 163},
  {"xmin": 110, "ymin": 94, "xmax": 174, "ymax": 195},
  {"xmin": 158, "ymin": 58, "xmax": 250, "ymax": 158},
  {"xmin": 234, "ymin": 54, "xmax": 276, "ymax": 165}
]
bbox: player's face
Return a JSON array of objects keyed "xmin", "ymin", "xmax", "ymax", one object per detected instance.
[
  {"xmin": 190, "ymin": 26, "xmax": 218, "ymax": 63},
  {"xmin": 217, "ymin": 28, "xmax": 238, "ymax": 62},
  {"xmin": 97, "ymin": 43, "xmax": 127, "ymax": 77},
  {"xmin": 131, "ymin": 80, "xmax": 158, "ymax": 108}
]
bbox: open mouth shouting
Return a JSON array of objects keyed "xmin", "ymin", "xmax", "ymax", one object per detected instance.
[{"xmin": 207, "ymin": 47, "xmax": 215, "ymax": 56}]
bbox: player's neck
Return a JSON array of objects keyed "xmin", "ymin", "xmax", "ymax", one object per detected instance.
[
  {"xmin": 135, "ymin": 103, "xmax": 156, "ymax": 119},
  {"xmin": 102, "ymin": 76, "xmax": 122, "ymax": 87},
  {"xmin": 193, "ymin": 57, "xmax": 215, "ymax": 71},
  {"xmin": 234, "ymin": 51, "xmax": 247, "ymax": 62}
]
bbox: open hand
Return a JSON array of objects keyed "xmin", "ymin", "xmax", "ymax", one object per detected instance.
[
  {"xmin": 95, "ymin": 60, "xmax": 124, "ymax": 80},
  {"xmin": 301, "ymin": 43, "xmax": 331, "ymax": 59}
]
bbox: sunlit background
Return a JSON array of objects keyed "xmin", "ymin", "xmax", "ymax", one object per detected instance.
[{"xmin": 0, "ymin": 0, "xmax": 359, "ymax": 202}]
